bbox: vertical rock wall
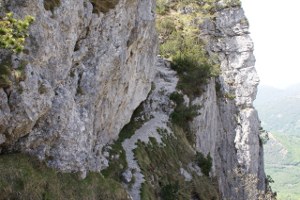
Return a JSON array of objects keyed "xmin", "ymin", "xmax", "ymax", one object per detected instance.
[
  {"xmin": 0, "ymin": 1, "xmax": 272, "ymax": 199},
  {"xmin": 192, "ymin": 3, "xmax": 266, "ymax": 199},
  {"xmin": 0, "ymin": 0, "xmax": 157, "ymax": 174}
]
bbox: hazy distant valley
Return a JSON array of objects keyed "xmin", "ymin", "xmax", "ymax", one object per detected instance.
[{"xmin": 255, "ymin": 84, "xmax": 300, "ymax": 200}]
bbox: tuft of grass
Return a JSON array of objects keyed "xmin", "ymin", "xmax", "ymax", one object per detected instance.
[
  {"xmin": 224, "ymin": 92, "xmax": 236, "ymax": 100},
  {"xmin": 156, "ymin": 0, "xmax": 169, "ymax": 15},
  {"xmin": 0, "ymin": 57, "xmax": 28, "ymax": 88},
  {"xmin": 0, "ymin": 55, "xmax": 13, "ymax": 88},
  {"xmin": 44, "ymin": 0, "xmax": 61, "ymax": 12},
  {"xmin": 134, "ymin": 126, "xmax": 219, "ymax": 200},
  {"xmin": 0, "ymin": 153, "xmax": 130, "ymax": 200},
  {"xmin": 90, "ymin": 0, "xmax": 120, "ymax": 14}
]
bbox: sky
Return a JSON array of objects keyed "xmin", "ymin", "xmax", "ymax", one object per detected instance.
[{"xmin": 242, "ymin": 0, "xmax": 300, "ymax": 89}]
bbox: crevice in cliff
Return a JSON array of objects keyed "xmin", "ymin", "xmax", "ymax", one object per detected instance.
[
  {"xmin": 75, "ymin": 72, "xmax": 84, "ymax": 96},
  {"xmin": 127, "ymin": 24, "xmax": 138, "ymax": 48},
  {"xmin": 90, "ymin": 0, "xmax": 120, "ymax": 14}
]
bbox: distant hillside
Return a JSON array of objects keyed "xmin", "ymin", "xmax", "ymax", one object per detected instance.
[
  {"xmin": 255, "ymin": 84, "xmax": 300, "ymax": 200},
  {"xmin": 255, "ymin": 84, "xmax": 300, "ymax": 136}
]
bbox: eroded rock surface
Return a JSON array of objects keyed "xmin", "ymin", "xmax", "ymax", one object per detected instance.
[
  {"xmin": 0, "ymin": 0, "xmax": 157, "ymax": 174},
  {"xmin": 122, "ymin": 58, "xmax": 178, "ymax": 200},
  {"xmin": 0, "ymin": 1, "xmax": 272, "ymax": 199},
  {"xmin": 193, "ymin": 5, "xmax": 266, "ymax": 200}
]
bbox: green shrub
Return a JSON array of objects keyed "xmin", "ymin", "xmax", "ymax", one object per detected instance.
[
  {"xmin": 134, "ymin": 126, "xmax": 219, "ymax": 200},
  {"xmin": 169, "ymin": 92, "xmax": 199, "ymax": 144},
  {"xmin": 172, "ymin": 57, "xmax": 212, "ymax": 97},
  {"xmin": 160, "ymin": 182, "xmax": 179, "ymax": 200},
  {"xmin": 160, "ymin": 32, "xmax": 216, "ymax": 98},
  {"xmin": 90, "ymin": 0, "xmax": 119, "ymax": 13},
  {"xmin": 170, "ymin": 102, "xmax": 198, "ymax": 132},
  {"xmin": 169, "ymin": 91, "xmax": 184, "ymax": 105},
  {"xmin": 156, "ymin": 0, "xmax": 220, "ymax": 98},
  {"xmin": 159, "ymin": 32, "xmax": 182, "ymax": 58},
  {"xmin": 156, "ymin": 0, "xmax": 170, "ymax": 15},
  {"xmin": 0, "ymin": 12, "xmax": 34, "ymax": 53},
  {"xmin": 156, "ymin": 17, "xmax": 176, "ymax": 38},
  {"xmin": 195, "ymin": 152, "xmax": 212, "ymax": 176},
  {"xmin": 44, "ymin": 0, "xmax": 61, "ymax": 12}
]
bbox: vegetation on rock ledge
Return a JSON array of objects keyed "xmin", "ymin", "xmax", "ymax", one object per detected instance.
[
  {"xmin": 44, "ymin": 0, "xmax": 61, "ymax": 11},
  {"xmin": 134, "ymin": 127, "xmax": 219, "ymax": 200},
  {"xmin": 0, "ymin": 11, "xmax": 33, "ymax": 88},
  {"xmin": 156, "ymin": 0, "xmax": 220, "ymax": 98},
  {"xmin": 0, "ymin": 154, "xmax": 130, "ymax": 200}
]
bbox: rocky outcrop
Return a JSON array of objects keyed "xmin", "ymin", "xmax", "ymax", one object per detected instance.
[
  {"xmin": 122, "ymin": 58, "xmax": 178, "ymax": 200},
  {"xmin": 0, "ymin": 0, "xmax": 157, "ymax": 174},
  {"xmin": 192, "ymin": 4, "xmax": 266, "ymax": 199}
]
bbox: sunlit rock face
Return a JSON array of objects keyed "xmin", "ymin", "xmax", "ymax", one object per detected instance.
[
  {"xmin": 0, "ymin": 0, "xmax": 157, "ymax": 174},
  {"xmin": 192, "ymin": 5, "xmax": 266, "ymax": 200}
]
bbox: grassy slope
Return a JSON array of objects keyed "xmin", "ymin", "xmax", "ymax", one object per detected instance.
[
  {"xmin": 134, "ymin": 126, "xmax": 219, "ymax": 200},
  {"xmin": 0, "ymin": 154, "xmax": 129, "ymax": 200}
]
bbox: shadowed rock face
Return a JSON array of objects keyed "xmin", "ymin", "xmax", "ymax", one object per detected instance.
[
  {"xmin": 0, "ymin": 0, "xmax": 157, "ymax": 174},
  {"xmin": 193, "ymin": 5, "xmax": 266, "ymax": 200}
]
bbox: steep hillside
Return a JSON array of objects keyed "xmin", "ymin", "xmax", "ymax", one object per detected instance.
[{"xmin": 255, "ymin": 85, "xmax": 300, "ymax": 135}]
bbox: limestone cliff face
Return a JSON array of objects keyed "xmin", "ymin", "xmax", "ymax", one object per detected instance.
[
  {"xmin": 0, "ymin": 0, "xmax": 157, "ymax": 174},
  {"xmin": 0, "ymin": 0, "xmax": 271, "ymax": 199},
  {"xmin": 192, "ymin": 3, "xmax": 266, "ymax": 199}
]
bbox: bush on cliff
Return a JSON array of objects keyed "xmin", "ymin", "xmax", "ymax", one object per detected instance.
[
  {"xmin": 195, "ymin": 152, "xmax": 212, "ymax": 176},
  {"xmin": 156, "ymin": 1, "xmax": 220, "ymax": 98},
  {"xmin": 0, "ymin": 12, "xmax": 34, "ymax": 53}
]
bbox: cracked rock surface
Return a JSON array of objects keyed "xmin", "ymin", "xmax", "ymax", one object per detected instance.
[
  {"xmin": 193, "ymin": 5, "xmax": 265, "ymax": 199},
  {"xmin": 122, "ymin": 58, "xmax": 178, "ymax": 200},
  {"xmin": 0, "ymin": 0, "xmax": 156, "ymax": 173}
]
